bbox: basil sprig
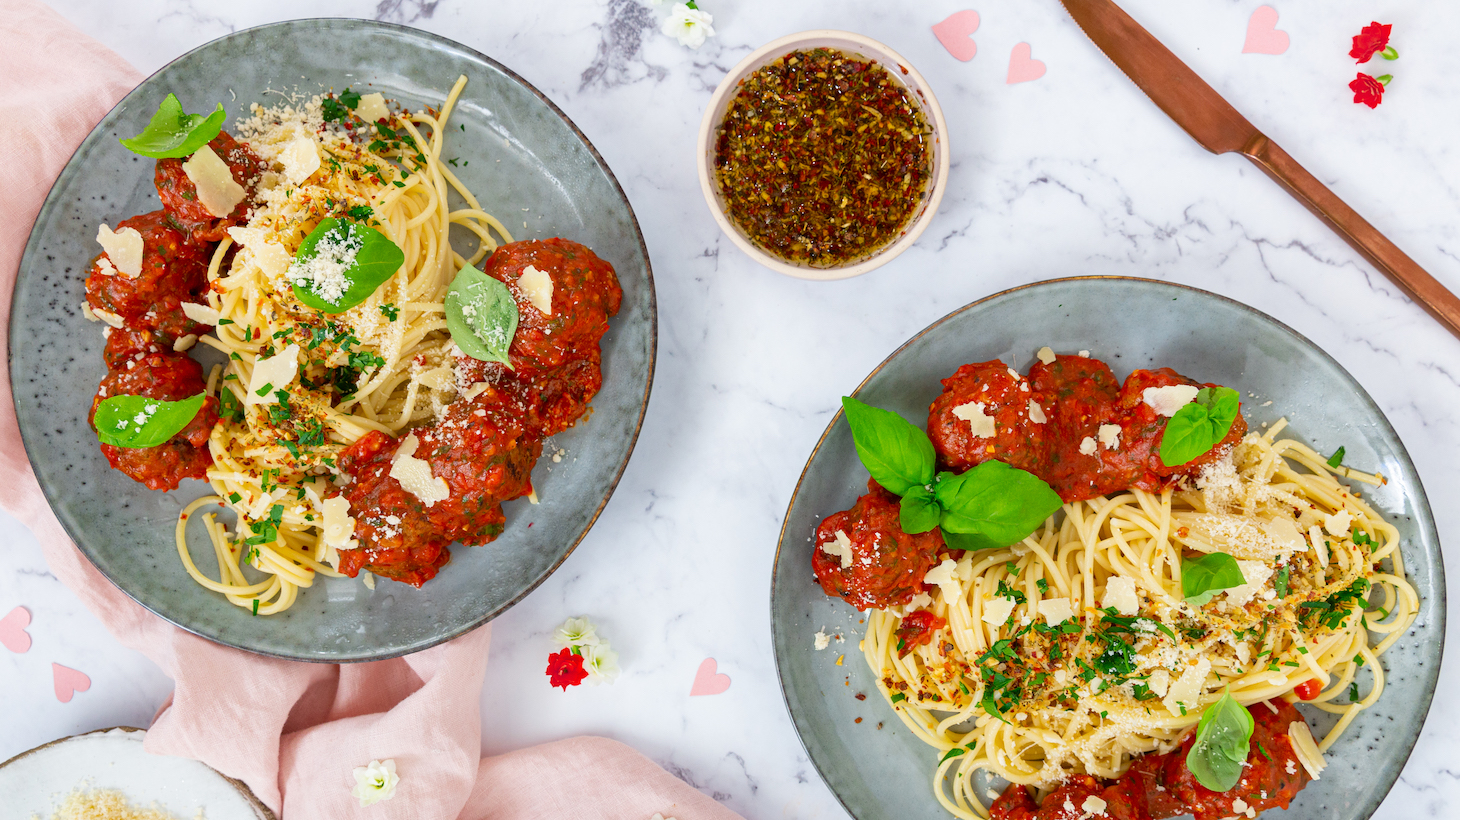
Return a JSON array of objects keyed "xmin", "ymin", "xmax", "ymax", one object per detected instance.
[
  {"xmin": 1181, "ymin": 552, "xmax": 1246, "ymax": 606},
  {"xmin": 1186, "ymin": 688, "xmax": 1254, "ymax": 792},
  {"xmin": 445, "ymin": 264, "xmax": 519, "ymax": 366},
  {"xmin": 1159, "ymin": 386, "xmax": 1240, "ymax": 467},
  {"xmin": 290, "ymin": 218, "xmax": 405, "ymax": 313},
  {"xmin": 840, "ymin": 397, "xmax": 1062, "ymax": 550},
  {"xmin": 94, "ymin": 394, "xmax": 206, "ymax": 448},
  {"xmin": 119, "ymin": 94, "xmax": 226, "ymax": 158}
]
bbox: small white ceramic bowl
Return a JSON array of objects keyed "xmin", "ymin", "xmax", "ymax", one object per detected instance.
[{"xmin": 697, "ymin": 30, "xmax": 950, "ymax": 281}]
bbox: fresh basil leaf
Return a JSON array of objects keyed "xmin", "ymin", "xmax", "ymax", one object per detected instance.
[
  {"xmin": 1182, "ymin": 552, "xmax": 1247, "ymax": 606},
  {"xmin": 899, "ymin": 485, "xmax": 941, "ymax": 534},
  {"xmin": 1186, "ymin": 688, "xmax": 1254, "ymax": 792},
  {"xmin": 290, "ymin": 218, "xmax": 405, "ymax": 313},
  {"xmin": 939, "ymin": 746, "xmax": 966, "ymax": 764},
  {"xmin": 941, "ymin": 528, "xmax": 1001, "ymax": 552},
  {"xmin": 1159, "ymin": 386, "xmax": 1240, "ymax": 467},
  {"xmin": 445, "ymin": 264, "xmax": 519, "ymax": 365},
  {"xmin": 119, "ymin": 94, "xmax": 226, "ymax": 158},
  {"xmin": 1327, "ymin": 446, "xmax": 1346, "ymax": 468},
  {"xmin": 934, "ymin": 462, "xmax": 1062, "ymax": 548},
  {"xmin": 840, "ymin": 397, "xmax": 935, "ymax": 496},
  {"xmin": 94, "ymin": 394, "xmax": 206, "ymax": 448}
]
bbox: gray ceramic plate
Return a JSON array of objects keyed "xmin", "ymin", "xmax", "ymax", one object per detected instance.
[
  {"xmin": 772, "ymin": 278, "xmax": 1444, "ymax": 819},
  {"xmin": 11, "ymin": 20, "xmax": 655, "ymax": 661}
]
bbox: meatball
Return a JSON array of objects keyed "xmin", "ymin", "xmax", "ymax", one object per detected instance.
[
  {"xmin": 154, "ymin": 130, "xmax": 263, "ymax": 243},
  {"xmin": 811, "ymin": 479, "xmax": 944, "ymax": 610}
]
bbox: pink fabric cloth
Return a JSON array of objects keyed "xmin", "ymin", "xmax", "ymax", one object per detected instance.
[{"xmin": 0, "ymin": 3, "xmax": 742, "ymax": 819}]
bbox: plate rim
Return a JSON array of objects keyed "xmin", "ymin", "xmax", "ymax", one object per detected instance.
[
  {"xmin": 770, "ymin": 275, "xmax": 1447, "ymax": 820},
  {"xmin": 10, "ymin": 17, "xmax": 657, "ymax": 662}
]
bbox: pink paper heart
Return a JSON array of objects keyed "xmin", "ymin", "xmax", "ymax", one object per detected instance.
[
  {"xmin": 53, "ymin": 663, "xmax": 91, "ymax": 703},
  {"xmin": 1242, "ymin": 6, "xmax": 1289, "ymax": 55},
  {"xmin": 0, "ymin": 606, "xmax": 31, "ymax": 653},
  {"xmin": 932, "ymin": 10, "xmax": 980, "ymax": 62},
  {"xmin": 689, "ymin": 657, "xmax": 731, "ymax": 696},
  {"xmin": 1006, "ymin": 42, "xmax": 1047, "ymax": 85}
]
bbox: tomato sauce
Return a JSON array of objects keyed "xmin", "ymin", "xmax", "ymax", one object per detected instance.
[
  {"xmin": 929, "ymin": 355, "xmax": 1247, "ymax": 503},
  {"xmin": 812, "ymin": 479, "xmax": 945, "ymax": 610},
  {"xmin": 894, "ymin": 609, "xmax": 946, "ymax": 657},
  {"xmin": 154, "ymin": 130, "xmax": 263, "ymax": 243},
  {"xmin": 990, "ymin": 700, "xmax": 1312, "ymax": 820},
  {"xmin": 89, "ymin": 350, "xmax": 217, "ymax": 491},
  {"xmin": 84, "ymin": 210, "xmax": 211, "ymax": 346}
]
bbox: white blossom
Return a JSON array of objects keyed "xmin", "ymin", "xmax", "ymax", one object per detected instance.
[
  {"xmin": 553, "ymin": 616, "xmax": 601, "ymax": 648},
  {"xmin": 351, "ymin": 759, "xmax": 399, "ymax": 807},
  {"xmin": 662, "ymin": 3, "xmax": 715, "ymax": 49},
  {"xmin": 582, "ymin": 642, "xmax": 621, "ymax": 685}
]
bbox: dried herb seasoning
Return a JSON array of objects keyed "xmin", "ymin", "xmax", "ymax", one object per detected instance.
[{"xmin": 714, "ymin": 48, "xmax": 933, "ymax": 267}]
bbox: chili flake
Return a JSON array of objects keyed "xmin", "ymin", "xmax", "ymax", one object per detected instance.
[{"xmin": 713, "ymin": 48, "xmax": 933, "ymax": 267}]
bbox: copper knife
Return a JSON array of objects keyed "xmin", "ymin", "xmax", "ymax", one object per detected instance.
[{"xmin": 1059, "ymin": 0, "xmax": 1460, "ymax": 337}]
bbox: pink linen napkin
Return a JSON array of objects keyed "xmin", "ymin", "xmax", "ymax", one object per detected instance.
[{"xmin": 1, "ymin": 3, "xmax": 743, "ymax": 819}]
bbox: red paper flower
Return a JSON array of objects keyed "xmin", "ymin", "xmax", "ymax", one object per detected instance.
[
  {"xmin": 1349, "ymin": 22, "xmax": 1392, "ymax": 63},
  {"xmin": 546, "ymin": 648, "xmax": 588, "ymax": 690},
  {"xmin": 1349, "ymin": 73, "xmax": 1388, "ymax": 108}
]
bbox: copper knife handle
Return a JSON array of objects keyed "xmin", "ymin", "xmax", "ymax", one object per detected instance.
[{"xmin": 1240, "ymin": 133, "xmax": 1460, "ymax": 336}]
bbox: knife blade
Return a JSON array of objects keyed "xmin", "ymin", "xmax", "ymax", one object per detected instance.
[{"xmin": 1059, "ymin": 0, "xmax": 1460, "ymax": 338}]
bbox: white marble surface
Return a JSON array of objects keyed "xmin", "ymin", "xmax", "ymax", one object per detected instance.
[{"xmin": 4, "ymin": 0, "xmax": 1458, "ymax": 817}]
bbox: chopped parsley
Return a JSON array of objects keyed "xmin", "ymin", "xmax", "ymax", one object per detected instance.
[
  {"xmin": 347, "ymin": 204, "xmax": 374, "ymax": 221},
  {"xmin": 380, "ymin": 303, "xmax": 399, "ymax": 321}
]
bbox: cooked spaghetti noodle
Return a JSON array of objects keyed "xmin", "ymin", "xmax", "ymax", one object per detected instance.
[
  {"xmin": 175, "ymin": 76, "xmax": 513, "ymax": 614},
  {"xmin": 862, "ymin": 422, "xmax": 1418, "ymax": 818}
]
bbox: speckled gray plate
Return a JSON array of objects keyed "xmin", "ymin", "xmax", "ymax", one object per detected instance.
[
  {"xmin": 11, "ymin": 20, "xmax": 655, "ymax": 661},
  {"xmin": 772, "ymin": 278, "xmax": 1444, "ymax": 820}
]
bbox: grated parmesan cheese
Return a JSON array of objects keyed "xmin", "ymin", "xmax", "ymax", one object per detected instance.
[
  {"xmin": 288, "ymin": 226, "xmax": 361, "ymax": 303},
  {"xmin": 814, "ymin": 630, "xmax": 831, "ymax": 651},
  {"xmin": 1079, "ymin": 436, "xmax": 1097, "ymax": 456}
]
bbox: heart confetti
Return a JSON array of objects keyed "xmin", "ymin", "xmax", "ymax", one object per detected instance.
[
  {"xmin": 1242, "ymin": 6, "xmax": 1290, "ymax": 55},
  {"xmin": 1006, "ymin": 42, "xmax": 1047, "ymax": 85},
  {"xmin": 689, "ymin": 657, "xmax": 731, "ymax": 696},
  {"xmin": 52, "ymin": 663, "xmax": 91, "ymax": 703},
  {"xmin": 932, "ymin": 10, "xmax": 980, "ymax": 62},
  {"xmin": 0, "ymin": 606, "xmax": 32, "ymax": 653}
]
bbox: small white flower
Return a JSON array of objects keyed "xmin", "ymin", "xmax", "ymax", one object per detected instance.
[
  {"xmin": 662, "ymin": 3, "xmax": 715, "ymax": 49},
  {"xmin": 351, "ymin": 759, "xmax": 399, "ymax": 807},
  {"xmin": 582, "ymin": 642, "xmax": 621, "ymax": 685},
  {"xmin": 553, "ymin": 616, "xmax": 601, "ymax": 649}
]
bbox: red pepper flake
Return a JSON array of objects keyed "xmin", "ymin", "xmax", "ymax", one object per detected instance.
[
  {"xmin": 855, "ymin": 692, "xmax": 867, "ymax": 701},
  {"xmin": 1349, "ymin": 22, "xmax": 1393, "ymax": 64},
  {"xmin": 854, "ymin": 717, "xmax": 863, "ymax": 724},
  {"xmin": 713, "ymin": 48, "xmax": 932, "ymax": 267},
  {"xmin": 546, "ymin": 648, "xmax": 588, "ymax": 690}
]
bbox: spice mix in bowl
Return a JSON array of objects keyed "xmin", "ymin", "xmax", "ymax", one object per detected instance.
[{"xmin": 697, "ymin": 30, "xmax": 949, "ymax": 280}]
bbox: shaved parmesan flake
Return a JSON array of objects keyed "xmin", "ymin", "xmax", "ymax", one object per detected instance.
[
  {"xmin": 1163, "ymin": 657, "xmax": 1211, "ymax": 716},
  {"xmin": 924, "ymin": 558, "xmax": 960, "ymax": 599},
  {"xmin": 1036, "ymin": 346, "xmax": 1056, "ymax": 365},
  {"xmin": 1079, "ymin": 436, "xmax": 1097, "ymax": 456},
  {"xmin": 355, "ymin": 92, "xmax": 389, "ymax": 123},
  {"xmin": 1098, "ymin": 424, "xmax": 1121, "ymax": 449},
  {"xmin": 982, "ymin": 596, "xmax": 1016, "ymax": 626},
  {"xmin": 172, "ymin": 334, "xmax": 198, "ymax": 352},
  {"xmin": 1146, "ymin": 668, "xmax": 1171, "ymax": 697},
  {"xmin": 1038, "ymin": 597, "xmax": 1073, "ymax": 626},
  {"xmin": 322, "ymin": 496, "xmax": 357, "ymax": 549},
  {"xmin": 279, "ymin": 135, "xmax": 322, "ymax": 185},
  {"xmin": 182, "ymin": 145, "xmax": 246, "ymax": 217},
  {"xmin": 181, "ymin": 301, "xmax": 220, "ymax": 325},
  {"xmin": 1101, "ymin": 576, "xmax": 1139, "ymax": 616},
  {"xmin": 1081, "ymin": 796, "xmax": 1108, "ymax": 816},
  {"xmin": 1225, "ymin": 560, "xmax": 1273, "ymax": 606},
  {"xmin": 92, "ymin": 307, "xmax": 124, "ymax": 328},
  {"xmin": 518, "ymin": 265, "xmax": 554, "ymax": 315},
  {"xmin": 907, "ymin": 592, "xmax": 933, "ymax": 610},
  {"xmin": 81, "ymin": 302, "xmax": 99, "ymax": 323},
  {"xmin": 821, "ymin": 529, "xmax": 853, "ymax": 569},
  {"xmin": 1325, "ymin": 509, "xmax": 1353, "ymax": 538},
  {"xmin": 1288, "ymin": 720, "xmax": 1325, "ymax": 779},
  {"xmin": 952, "ymin": 401, "xmax": 996, "ymax": 439},
  {"xmin": 246, "ymin": 344, "xmax": 299, "ymax": 405},
  {"xmin": 1143, "ymin": 384, "xmax": 1200, "ymax": 417},
  {"xmin": 1309, "ymin": 524, "xmax": 1329, "ymax": 568},
  {"xmin": 1261, "ymin": 517, "xmax": 1306, "ymax": 553},
  {"xmin": 389, "ymin": 434, "xmax": 450, "ymax": 507},
  {"xmin": 1028, "ymin": 399, "xmax": 1047, "ymax": 424},
  {"xmin": 96, "ymin": 224, "xmax": 143, "ymax": 277}
]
